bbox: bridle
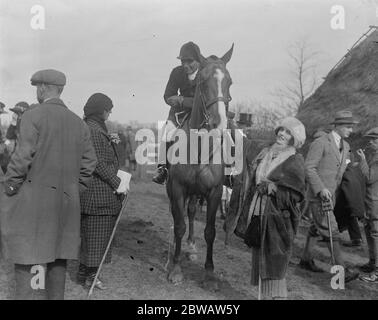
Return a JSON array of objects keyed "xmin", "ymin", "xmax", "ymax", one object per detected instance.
[{"xmin": 196, "ymin": 71, "xmax": 232, "ymax": 128}]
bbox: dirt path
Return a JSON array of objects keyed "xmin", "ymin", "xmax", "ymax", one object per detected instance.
[{"xmin": 1, "ymin": 178, "xmax": 378, "ymax": 300}]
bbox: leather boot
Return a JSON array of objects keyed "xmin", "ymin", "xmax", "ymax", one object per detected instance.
[{"xmin": 152, "ymin": 141, "xmax": 170, "ymax": 185}]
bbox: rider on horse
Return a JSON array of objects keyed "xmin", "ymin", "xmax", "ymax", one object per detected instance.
[{"xmin": 152, "ymin": 41, "xmax": 203, "ymax": 184}]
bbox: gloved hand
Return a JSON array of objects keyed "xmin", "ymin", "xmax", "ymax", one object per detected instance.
[{"xmin": 167, "ymin": 95, "xmax": 184, "ymax": 109}]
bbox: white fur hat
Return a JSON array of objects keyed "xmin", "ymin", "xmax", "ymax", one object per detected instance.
[{"xmin": 275, "ymin": 117, "xmax": 306, "ymax": 148}]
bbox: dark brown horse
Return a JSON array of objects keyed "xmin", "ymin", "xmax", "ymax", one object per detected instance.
[{"xmin": 166, "ymin": 45, "xmax": 234, "ymax": 290}]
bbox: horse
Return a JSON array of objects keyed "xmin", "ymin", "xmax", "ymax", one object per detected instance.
[{"xmin": 165, "ymin": 45, "xmax": 234, "ymax": 290}]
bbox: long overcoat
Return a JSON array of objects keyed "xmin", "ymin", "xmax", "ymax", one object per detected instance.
[
  {"xmin": 0, "ymin": 98, "xmax": 97, "ymax": 264},
  {"xmin": 80, "ymin": 118, "xmax": 123, "ymax": 216}
]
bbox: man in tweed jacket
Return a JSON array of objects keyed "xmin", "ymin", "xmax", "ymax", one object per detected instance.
[{"xmin": 299, "ymin": 110, "xmax": 359, "ymax": 283}]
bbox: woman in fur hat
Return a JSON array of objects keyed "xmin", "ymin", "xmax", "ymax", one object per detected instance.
[{"xmin": 240, "ymin": 117, "xmax": 306, "ymax": 299}]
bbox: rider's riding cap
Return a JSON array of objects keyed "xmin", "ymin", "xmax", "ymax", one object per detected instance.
[{"xmin": 177, "ymin": 42, "xmax": 201, "ymax": 62}]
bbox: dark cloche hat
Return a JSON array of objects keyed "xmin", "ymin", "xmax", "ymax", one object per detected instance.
[
  {"xmin": 31, "ymin": 69, "xmax": 66, "ymax": 86},
  {"xmin": 177, "ymin": 42, "xmax": 201, "ymax": 61}
]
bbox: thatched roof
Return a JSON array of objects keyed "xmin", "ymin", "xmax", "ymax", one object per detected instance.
[{"xmin": 297, "ymin": 27, "xmax": 378, "ymax": 148}]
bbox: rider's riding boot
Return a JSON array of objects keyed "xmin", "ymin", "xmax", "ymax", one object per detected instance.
[
  {"xmin": 152, "ymin": 141, "xmax": 173, "ymax": 184},
  {"xmin": 152, "ymin": 164, "xmax": 168, "ymax": 184}
]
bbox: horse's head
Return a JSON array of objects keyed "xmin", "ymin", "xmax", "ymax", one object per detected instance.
[{"xmin": 194, "ymin": 44, "xmax": 233, "ymax": 130}]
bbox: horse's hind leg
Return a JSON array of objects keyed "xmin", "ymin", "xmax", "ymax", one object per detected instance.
[
  {"xmin": 168, "ymin": 186, "xmax": 186, "ymax": 285},
  {"xmin": 203, "ymin": 185, "xmax": 222, "ymax": 291},
  {"xmin": 186, "ymin": 195, "xmax": 198, "ymax": 261}
]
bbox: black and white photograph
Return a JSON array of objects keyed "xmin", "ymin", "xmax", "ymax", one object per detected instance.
[{"xmin": 0, "ymin": 0, "xmax": 378, "ymax": 304}]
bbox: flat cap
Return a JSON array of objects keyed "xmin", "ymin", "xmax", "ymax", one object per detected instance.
[
  {"xmin": 364, "ymin": 127, "xmax": 378, "ymax": 139},
  {"xmin": 30, "ymin": 69, "xmax": 66, "ymax": 86}
]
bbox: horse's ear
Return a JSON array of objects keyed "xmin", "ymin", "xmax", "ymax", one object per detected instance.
[{"xmin": 221, "ymin": 43, "xmax": 234, "ymax": 64}]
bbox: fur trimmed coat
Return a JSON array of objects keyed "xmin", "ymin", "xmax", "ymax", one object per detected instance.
[{"xmin": 225, "ymin": 147, "xmax": 306, "ymax": 279}]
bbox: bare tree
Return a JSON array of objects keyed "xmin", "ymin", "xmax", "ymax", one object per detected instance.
[{"xmin": 273, "ymin": 38, "xmax": 320, "ymax": 115}]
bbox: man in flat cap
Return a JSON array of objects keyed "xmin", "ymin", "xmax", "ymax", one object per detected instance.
[
  {"xmin": 152, "ymin": 41, "xmax": 204, "ymax": 184},
  {"xmin": 357, "ymin": 127, "xmax": 378, "ymax": 282},
  {"xmin": 0, "ymin": 69, "xmax": 97, "ymax": 299},
  {"xmin": 299, "ymin": 110, "xmax": 359, "ymax": 283}
]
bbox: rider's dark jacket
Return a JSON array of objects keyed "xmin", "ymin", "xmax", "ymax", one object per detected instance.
[{"xmin": 164, "ymin": 65, "xmax": 198, "ymax": 125}]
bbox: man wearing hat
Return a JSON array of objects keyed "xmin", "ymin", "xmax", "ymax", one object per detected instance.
[
  {"xmin": 0, "ymin": 69, "xmax": 97, "ymax": 299},
  {"xmin": 299, "ymin": 110, "xmax": 359, "ymax": 283},
  {"xmin": 152, "ymin": 41, "xmax": 204, "ymax": 184},
  {"xmin": 356, "ymin": 128, "xmax": 378, "ymax": 282},
  {"xmin": 5, "ymin": 102, "xmax": 30, "ymax": 154}
]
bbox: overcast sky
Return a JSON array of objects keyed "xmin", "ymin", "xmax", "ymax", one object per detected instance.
[{"xmin": 0, "ymin": 0, "xmax": 377, "ymax": 124}]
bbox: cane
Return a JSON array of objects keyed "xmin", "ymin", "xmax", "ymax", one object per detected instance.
[
  {"xmin": 322, "ymin": 199, "xmax": 336, "ymax": 265},
  {"xmin": 87, "ymin": 193, "xmax": 129, "ymax": 298}
]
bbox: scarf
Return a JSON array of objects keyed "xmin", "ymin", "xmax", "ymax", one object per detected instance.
[{"xmin": 255, "ymin": 143, "xmax": 296, "ymax": 185}]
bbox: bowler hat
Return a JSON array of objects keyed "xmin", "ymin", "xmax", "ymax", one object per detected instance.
[
  {"xmin": 332, "ymin": 110, "xmax": 358, "ymax": 125},
  {"xmin": 364, "ymin": 127, "xmax": 378, "ymax": 139},
  {"xmin": 31, "ymin": 69, "xmax": 66, "ymax": 86},
  {"xmin": 10, "ymin": 101, "xmax": 29, "ymax": 115},
  {"xmin": 177, "ymin": 42, "xmax": 201, "ymax": 61},
  {"xmin": 237, "ymin": 113, "xmax": 252, "ymax": 126}
]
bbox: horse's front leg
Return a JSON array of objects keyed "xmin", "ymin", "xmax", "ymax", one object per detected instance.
[
  {"xmin": 203, "ymin": 184, "xmax": 222, "ymax": 291},
  {"xmin": 168, "ymin": 187, "xmax": 186, "ymax": 285},
  {"xmin": 186, "ymin": 195, "xmax": 198, "ymax": 261}
]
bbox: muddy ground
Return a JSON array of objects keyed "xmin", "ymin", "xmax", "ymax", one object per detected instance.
[{"xmin": 1, "ymin": 178, "xmax": 378, "ymax": 300}]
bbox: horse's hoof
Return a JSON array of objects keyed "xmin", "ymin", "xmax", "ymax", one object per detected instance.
[
  {"xmin": 168, "ymin": 265, "xmax": 184, "ymax": 285},
  {"xmin": 202, "ymin": 273, "xmax": 220, "ymax": 292}
]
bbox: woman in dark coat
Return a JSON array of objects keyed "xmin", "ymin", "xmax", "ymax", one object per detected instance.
[
  {"xmin": 78, "ymin": 93, "xmax": 124, "ymax": 289},
  {"xmin": 240, "ymin": 117, "xmax": 306, "ymax": 299}
]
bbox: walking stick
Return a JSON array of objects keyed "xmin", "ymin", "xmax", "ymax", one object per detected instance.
[
  {"xmin": 322, "ymin": 199, "xmax": 336, "ymax": 265},
  {"xmin": 87, "ymin": 193, "xmax": 129, "ymax": 298}
]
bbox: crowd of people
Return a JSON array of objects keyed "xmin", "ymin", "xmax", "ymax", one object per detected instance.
[
  {"xmin": 0, "ymin": 70, "xmax": 130, "ymax": 299},
  {"xmin": 224, "ymin": 110, "xmax": 378, "ymax": 299},
  {"xmin": 0, "ymin": 40, "xmax": 377, "ymax": 301}
]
